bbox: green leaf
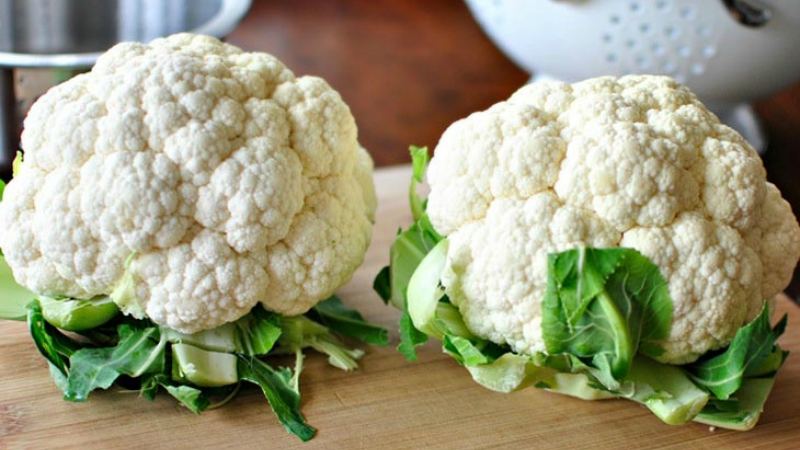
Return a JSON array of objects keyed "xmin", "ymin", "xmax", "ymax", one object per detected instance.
[
  {"xmin": 533, "ymin": 352, "xmax": 621, "ymax": 393},
  {"xmin": 384, "ymin": 218, "xmax": 442, "ymax": 310},
  {"xmin": 397, "ymin": 302, "xmax": 428, "ymax": 361},
  {"xmin": 38, "ymin": 295, "xmax": 119, "ymax": 331},
  {"xmin": 140, "ymin": 374, "xmax": 162, "ymax": 401},
  {"xmin": 163, "ymin": 306, "xmax": 282, "ymax": 357},
  {"xmin": 542, "ymin": 371, "xmax": 616, "ymax": 401},
  {"xmin": 410, "ymin": 145, "xmax": 428, "ymax": 183},
  {"xmin": 542, "ymin": 247, "xmax": 672, "ymax": 383},
  {"xmin": 27, "ymin": 300, "xmax": 81, "ymax": 375},
  {"xmin": 383, "ymin": 216, "xmax": 443, "ymax": 361},
  {"xmin": 279, "ymin": 315, "xmax": 364, "ymax": 371},
  {"xmin": 0, "ymin": 178, "xmax": 5, "ymax": 200},
  {"xmin": 161, "ymin": 307, "xmax": 281, "ymax": 357},
  {"xmin": 162, "ymin": 384, "xmax": 211, "ymax": 414},
  {"xmin": 279, "ymin": 315, "xmax": 328, "ymax": 349},
  {"xmin": 25, "ymin": 298, "xmax": 377, "ymax": 440},
  {"xmin": 237, "ymin": 355, "xmax": 316, "ymax": 442},
  {"xmin": 163, "ymin": 323, "xmax": 238, "ymax": 353},
  {"xmin": 745, "ymin": 343, "xmax": 788, "ymax": 378},
  {"xmin": 373, "ymin": 266, "xmax": 391, "ymax": 303},
  {"xmin": 65, "ymin": 325, "xmax": 166, "ymax": 401},
  {"xmin": 235, "ymin": 306, "xmax": 283, "ymax": 355},
  {"xmin": 375, "ymin": 147, "xmax": 442, "ymax": 311},
  {"xmin": 409, "ymin": 145, "xmax": 429, "ymax": 221},
  {"xmin": 65, "ymin": 349, "xmax": 119, "ymax": 400},
  {"xmin": 407, "ymin": 239, "xmax": 448, "ymax": 337},
  {"xmin": 312, "ymin": 296, "xmax": 388, "ymax": 346},
  {"xmin": 535, "ymin": 353, "xmax": 711, "ymax": 423},
  {"xmin": 0, "ymin": 255, "xmax": 35, "ymax": 321},
  {"xmin": 171, "ymin": 343, "xmax": 238, "ymax": 387},
  {"xmin": 48, "ymin": 362, "xmax": 69, "ymax": 394},
  {"xmin": 703, "ymin": 397, "xmax": 741, "ymax": 413},
  {"xmin": 694, "ymin": 377, "xmax": 779, "ymax": 431},
  {"xmin": 689, "ymin": 304, "xmax": 787, "ymax": 399},
  {"xmin": 432, "ymin": 302, "xmax": 475, "ymax": 340},
  {"xmin": 443, "ymin": 335, "xmax": 491, "ymax": 366},
  {"xmin": 466, "ymin": 353, "xmax": 559, "ymax": 394},
  {"xmin": 307, "ymin": 335, "xmax": 364, "ymax": 371},
  {"xmin": 624, "ymin": 356, "xmax": 709, "ymax": 425},
  {"xmin": 392, "ymin": 232, "xmax": 484, "ymax": 363},
  {"xmin": 140, "ymin": 374, "xmax": 211, "ymax": 414}
]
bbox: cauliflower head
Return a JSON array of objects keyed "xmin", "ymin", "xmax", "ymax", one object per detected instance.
[
  {"xmin": 0, "ymin": 33, "xmax": 376, "ymax": 333},
  {"xmin": 428, "ymin": 75, "xmax": 800, "ymax": 364}
]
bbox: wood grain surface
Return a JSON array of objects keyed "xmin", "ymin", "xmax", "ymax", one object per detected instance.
[
  {"xmin": 0, "ymin": 165, "xmax": 799, "ymax": 449},
  {"xmin": 227, "ymin": 0, "xmax": 800, "ymax": 298}
]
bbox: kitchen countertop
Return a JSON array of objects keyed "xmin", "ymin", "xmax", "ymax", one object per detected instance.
[{"xmin": 228, "ymin": 0, "xmax": 800, "ymax": 299}]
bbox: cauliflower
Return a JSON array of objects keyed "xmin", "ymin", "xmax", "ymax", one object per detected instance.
[
  {"xmin": 374, "ymin": 75, "xmax": 798, "ymax": 430},
  {"xmin": 426, "ymin": 75, "xmax": 800, "ymax": 364},
  {"xmin": 0, "ymin": 33, "xmax": 376, "ymax": 333}
]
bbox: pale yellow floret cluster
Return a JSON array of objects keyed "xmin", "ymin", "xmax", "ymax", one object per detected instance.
[
  {"xmin": 0, "ymin": 34, "xmax": 376, "ymax": 333},
  {"xmin": 428, "ymin": 76, "xmax": 800, "ymax": 364}
]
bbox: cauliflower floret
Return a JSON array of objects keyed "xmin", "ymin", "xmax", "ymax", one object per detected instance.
[
  {"xmin": 136, "ymin": 230, "xmax": 269, "ymax": 331},
  {"xmin": 553, "ymin": 121, "xmax": 701, "ymax": 231},
  {"xmin": 620, "ymin": 213, "xmax": 762, "ymax": 364},
  {"xmin": 748, "ymin": 183, "xmax": 800, "ymax": 300},
  {"xmin": 429, "ymin": 75, "xmax": 800, "ymax": 364},
  {"xmin": 0, "ymin": 34, "xmax": 376, "ymax": 333},
  {"xmin": 81, "ymin": 151, "xmax": 194, "ymax": 251},
  {"xmin": 264, "ymin": 171, "xmax": 373, "ymax": 315},
  {"xmin": 427, "ymin": 102, "xmax": 565, "ymax": 236}
]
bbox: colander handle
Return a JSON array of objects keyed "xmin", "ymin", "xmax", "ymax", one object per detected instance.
[
  {"xmin": 722, "ymin": 0, "xmax": 772, "ymax": 27},
  {"xmin": 547, "ymin": 0, "xmax": 772, "ymax": 27}
]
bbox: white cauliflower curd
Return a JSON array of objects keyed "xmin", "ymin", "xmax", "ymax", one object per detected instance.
[
  {"xmin": 0, "ymin": 33, "xmax": 376, "ymax": 333},
  {"xmin": 427, "ymin": 75, "xmax": 800, "ymax": 364}
]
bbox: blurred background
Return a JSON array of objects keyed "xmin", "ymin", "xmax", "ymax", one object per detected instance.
[{"xmin": 2, "ymin": 0, "xmax": 800, "ymax": 293}]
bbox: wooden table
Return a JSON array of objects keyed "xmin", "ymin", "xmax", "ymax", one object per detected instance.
[
  {"xmin": 228, "ymin": 0, "xmax": 800, "ymax": 299},
  {"xmin": 1, "ymin": 166, "xmax": 799, "ymax": 449}
]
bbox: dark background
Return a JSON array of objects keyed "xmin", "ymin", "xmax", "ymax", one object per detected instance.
[{"xmin": 228, "ymin": 0, "xmax": 800, "ymax": 297}]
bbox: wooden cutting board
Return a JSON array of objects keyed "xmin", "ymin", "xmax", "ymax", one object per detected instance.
[{"xmin": 1, "ymin": 165, "xmax": 799, "ymax": 449}]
